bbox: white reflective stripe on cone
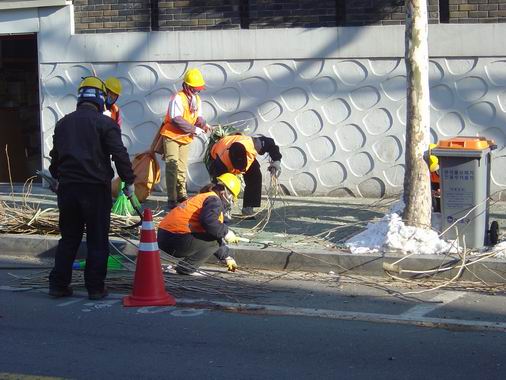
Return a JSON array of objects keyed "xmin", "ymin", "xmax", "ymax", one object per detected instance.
[
  {"xmin": 141, "ymin": 221, "xmax": 154, "ymax": 230},
  {"xmin": 138, "ymin": 242, "xmax": 159, "ymax": 252}
]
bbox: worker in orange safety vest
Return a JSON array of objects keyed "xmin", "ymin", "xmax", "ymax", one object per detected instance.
[
  {"xmin": 157, "ymin": 173, "xmax": 242, "ymax": 275},
  {"xmin": 159, "ymin": 68, "xmax": 210, "ymax": 210},
  {"xmin": 103, "ymin": 76, "xmax": 122, "ymax": 128},
  {"xmin": 429, "ymin": 143, "xmax": 441, "ymax": 212},
  {"xmin": 209, "ymin": 133, "xmax": 282, "ymax": 218}
]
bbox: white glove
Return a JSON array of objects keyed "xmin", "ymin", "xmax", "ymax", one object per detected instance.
[
  {"xmin": 123, "ymin": 184, "xmax": 135, "ymax": 198},
  {"xmin": 224, "ymin": 230, "xmax": 240, "ymax": 244},
  {"xmin": 225, "ymin": 256, "xmax": 238, "ymax": 272},
  {"xmin": 268, "ymin": 160, "xmax": 282, "ymax": 178},
  {"xmin": 194, "ymin": 127, "xmax": 206, "ymax": 136}
]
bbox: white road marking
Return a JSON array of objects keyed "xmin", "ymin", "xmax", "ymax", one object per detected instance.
[
  {"xmin": 1, "ymin": 287, "xmax": 504, "ymax": 331},
  {"xmin": 169, "ymin": 309, "xmax": 204, "ymax": 317},
  {"xmin": 81, "ymin": 299, "xmax": 120, "ymax": 312},
  {"xmin": 57, "ymin": 298, "xmax": 82, "ymax": 307},
  {"xmin": 401, "ymin": 291, "xmax": 466, "ymax": 319},
  {"xmin": 0, "ymin": 286, "xmax": 31, "ymax": 291},
  {"xmin": 175, "ymin": 298, "xmax": 506, "ymax": 333},
  {"xmin": 137, "ymin": 306, "xmax": 177, "ymax": 314},
  {"xmin": 136, "ymin": 306, "xmax": 204, "ymax": 317}
]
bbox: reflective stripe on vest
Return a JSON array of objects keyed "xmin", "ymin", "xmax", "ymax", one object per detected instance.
[
  {"xmin": 210, "ymin": 135, "xmax": 256, "ymax": 174},
  {"xmin": 158, "ymin": 192, "xmax": 224, "ymax": 234},
  {"xmin": 160, "ymin": 91, "xmax": 200, "ymax": 145}
]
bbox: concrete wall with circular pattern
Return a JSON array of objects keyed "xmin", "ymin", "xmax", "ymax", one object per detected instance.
[
  {"xmin": 40, "ymin": 57, "xmax": 506, "ymax": 197},
  {"xmin": 34, "ymin": 6, "xmax": 506, "ymax": 198}
]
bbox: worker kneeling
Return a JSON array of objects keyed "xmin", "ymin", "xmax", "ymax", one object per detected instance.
[{"xmin": 157, "ymin": 173, "xmax": 242, "ymax": 275}]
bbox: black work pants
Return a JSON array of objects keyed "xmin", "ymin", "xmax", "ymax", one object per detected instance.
[
  {"xmin": 243, "ymin": 159, "xmax": 262, "ymax": 208},
  {"xmin": 49, "ymin": 183, "xmax": 112, "ymax": 292},
  {"xmin": 157, "ymin": 229, "xmax": 226, "ymax": 274}
]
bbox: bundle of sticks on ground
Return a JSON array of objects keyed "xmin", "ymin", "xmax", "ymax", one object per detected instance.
[{"xmin": 0, "ymin": 190, "xmax": 159, "ymax": 235}]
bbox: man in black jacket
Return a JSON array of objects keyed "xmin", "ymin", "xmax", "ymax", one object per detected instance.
[{"xmin": 48, "ymin": 76, "xmax": 135, "ymax": 300}]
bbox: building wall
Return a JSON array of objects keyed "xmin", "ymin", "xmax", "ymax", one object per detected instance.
[
  {"xmin": 449, "ymin": 0, "xmax": 506, "ymax": 24},
  {"xmin": 74, "ymin": 0, "xmax": 506, "ymax": 33},
  {"xmin": 31, "ymin": 5, "xmax": 506, "ymax": 197}
]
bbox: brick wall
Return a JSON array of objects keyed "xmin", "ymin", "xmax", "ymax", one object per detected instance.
[
  {"xmin": 448, "ymin": 0, "xmax": 506, "ymax": 23},
  {"xmin": 72, "ymin": 0, "xmax": 506, "ymax": 33},
  {"xmin": 73, "ymin": 0, "xmax": 151, "ymax": 33},
  {"xmin": 158, "ymin": 0, "xmax": 241, "ymax": 31},
  {"xmin": 248, "ymin": 0, "xmax": 337, "ymax": 29},
  {"xmin": 344, "ymin": 0, "xmax": 440, "ymax": 26}
]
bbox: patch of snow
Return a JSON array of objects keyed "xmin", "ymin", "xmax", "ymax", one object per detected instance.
[
  {"xmin": 485, "ymin": 241, "xmax": 506, "ymax": 258},
  {"xmin": 389, "ymin": 199, "xmax": 405, "ymax": 215},
  {"xmin": 345, "ymin": 212, "xmax": 459, "ymax": 255}
]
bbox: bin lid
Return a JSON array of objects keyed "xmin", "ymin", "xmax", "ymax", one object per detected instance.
[{"xmin": 437, "ymin": 136, "xmax": 496, "ymax": 150}]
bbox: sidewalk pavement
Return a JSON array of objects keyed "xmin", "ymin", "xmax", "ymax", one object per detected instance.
[{"xmin": 2, "ymin": 185, "xmax": 506, "ymax": 283}]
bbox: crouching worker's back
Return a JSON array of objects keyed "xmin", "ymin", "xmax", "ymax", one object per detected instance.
[{"xmin": 157, "ymin": 173, "xmax": 243, "ymax": 274}]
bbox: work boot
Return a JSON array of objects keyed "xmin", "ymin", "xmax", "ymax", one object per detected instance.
[
  {"xmin": 48, "ymin": 286, "xmax": 73, "ymax": 298},
  {"xmin": 241, "ymin": 207, "xmax": 256, "ymax": 220},
  {"xmin": 175, "ymin": 267, "xmax": 204, "ymax": 277},
  {"xmin": 88, "ymin": 287, "xmax": 109, "ymax": 300}
]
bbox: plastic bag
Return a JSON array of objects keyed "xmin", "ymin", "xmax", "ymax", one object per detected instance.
[{"xmin": 112, "ymin": 151, "xmax": 160, "ymax": 202}]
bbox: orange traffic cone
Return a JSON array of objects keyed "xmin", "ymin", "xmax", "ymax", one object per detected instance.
[{"xmin": 123, "ymin": 208, "xmax": 176, "ymax": 307}]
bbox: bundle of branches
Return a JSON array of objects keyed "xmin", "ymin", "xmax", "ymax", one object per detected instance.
[
  {"xmin": 0, "ymin": 199, "xmax": 163, "ymax": 235},
  {"xmin": 203, "ymin": 123, "xmax": 244, "ymax": 173}
]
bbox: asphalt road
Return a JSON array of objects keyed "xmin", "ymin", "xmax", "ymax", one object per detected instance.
[{"xmin": 1, "ymin": 256, "xmax": 506, "ymax": 379}]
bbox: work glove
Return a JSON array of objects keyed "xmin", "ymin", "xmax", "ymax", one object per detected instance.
[
  {"xmin": 224, "ymin": 230, "xmax": 240, "ymax": 244},
  {"xmin": 268, "ymin": 160, "xmax": 282, "ymax": 178},
  {"xmin": 225, "ymin": 256, "xmax": 238, "ymax": 272},
  {"xmin": 195, "ymin": 117, "xmax": 207, "ymax": 130},
  {"xmin": 123, "ymin": 183, "xmax": 135, "ymax": 198}
]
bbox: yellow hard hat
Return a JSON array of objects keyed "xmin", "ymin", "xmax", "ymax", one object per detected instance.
[
  {"xmin": 217, "ymin": 173, "xmax": 241, "ymax": 200},
  {"xmin": 105, "ymin": 76, "xmax": 122, "ymax": 95},
  {"xmin": 77, "ymin": 76, "xmax": 107, "ymax": 109},
  {"xmin": 429, "ymin": 155, "xmax": 439, "ymax": 172},
  {"xmin": 428, "ymin": 144, "xmax": 439, "ymax": 172},
  {"xmin": 79, "ymin": 76, "xmax": 106, "ymax": 93},
  {"xmin": 183, "ymin": 68, "xmax": 205, "ymax": 89}
]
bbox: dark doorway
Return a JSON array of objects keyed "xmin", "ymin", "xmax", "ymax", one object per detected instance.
[{"xmin": 0, "ymin": 33, "xmax": 40, "ymax": 184}]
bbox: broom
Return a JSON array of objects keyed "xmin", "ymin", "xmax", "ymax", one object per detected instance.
[{"xmin": 111, "ymin": 181, "xmax": 141, "ymax": 217}]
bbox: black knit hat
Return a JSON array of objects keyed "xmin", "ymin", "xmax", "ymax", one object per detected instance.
[{"xmin": 228, "ymin": 142, "xmax": 247, "ymax": 171}]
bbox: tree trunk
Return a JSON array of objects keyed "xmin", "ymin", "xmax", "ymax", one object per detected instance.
[{"xmin": 403, "ymin": 0, "xmax": 431, "ymax": 228}]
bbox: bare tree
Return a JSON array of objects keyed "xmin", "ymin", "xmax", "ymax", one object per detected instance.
[{"xmin": 402, "ymin": 0, "xmax": 431, "ymax": 228}]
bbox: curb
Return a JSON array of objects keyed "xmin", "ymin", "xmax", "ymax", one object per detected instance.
[{"xmin": 2, "ymin": 234, "xmax": 506, "ymax": 283}]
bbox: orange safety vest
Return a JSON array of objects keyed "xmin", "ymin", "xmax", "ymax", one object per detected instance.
[
  {"xmin": 210, "ymin": 135, "xmax": 257, "ymax": 174},
  {"xmin": 110, "ymin": 104, "xmax": 121, "ymax": 127},
  {"xmin": 158, "ymin": 192, "xmax": 224, "ymax": 234},
  {"xmin": 160, "ymin": 91, "xmax": 200, "ymax": 145},
  {"xmin": 430, "ymin": 171, "xmax": 440, "ymax": 184}
]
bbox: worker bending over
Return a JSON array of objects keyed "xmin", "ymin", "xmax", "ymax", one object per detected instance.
[
  {"xmin": 48, "ymin": 76, "xmax": 135, "ymax": 300},
  {"xmin": 159, "ymin": 68, "xmax": 209, "ymax": 210},
  {"xmin": 157, "ymin": 173, "xmax": 242, "ymax": 275},
  {"xmin": 209, "ymin": 134, "xmax": 282, "ymax": 217}
]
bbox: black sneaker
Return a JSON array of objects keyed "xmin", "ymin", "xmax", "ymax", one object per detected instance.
[
  {"xmin": 49, "ymin": 286, "xmax": 73, "ymax": 298},
  {"xmin": 177, "ymin": 196, "xmax": 188, "ymax": 204},
  {"xmin": 88, "ymin": 287, "xmax": 109, "ymax": 300}
]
